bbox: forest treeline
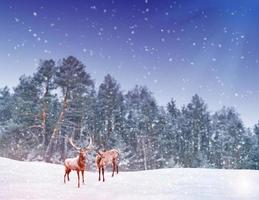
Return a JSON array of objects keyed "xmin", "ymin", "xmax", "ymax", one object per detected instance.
[{"xmin": 0, "ymin": 56, "xmax": 258, "ymax": 170}]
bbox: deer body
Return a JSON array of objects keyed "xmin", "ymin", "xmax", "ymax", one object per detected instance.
[
  {"xmin": 64, "ymin": 155, "xmax": 85, "ymax": 170},
  {"xmin": 96, "ymin": 149, "xmax": 119, "ymax": 182}
]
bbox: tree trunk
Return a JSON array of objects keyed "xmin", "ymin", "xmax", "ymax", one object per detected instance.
[
  {"xmin": 141, "ymin": 137, "xmax": 147, "ymax": 170},
  {"xmin": 44, "ymin": 90, "xmax": 69, "ymax": 162}
]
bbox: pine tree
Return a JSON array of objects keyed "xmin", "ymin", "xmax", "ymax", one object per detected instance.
[
  {"xmin": 254, "ymin": 122, "xmax": 259, "ymax": 145},
  {"xmin": 0, "ymin": 87, "xmax": 13, "ymax": 132},
  {"xmin": 124, "ymin": 86, "xmax": 159, "ymax": 170},
  {"xmin": 32, "ymin": 59, "xmax": 57, "ymax": 152},
  {"xmin": 0, "ymin": 76, "xmax": 43, "ymax": 160},
  {"xmin": 245, "ymin": 122, "xmax": 259, "ymax": 169},
  {"xmin": 96, "ymin": 74, "xmax": 124, "ymax": 149},
  {"xmin": 211, "ymin": 107, "xmax": 245, "ymax": 169},
  {"xmin": 12, "ymin": 75, "xmax": 41, "ymax": 126},
  {"xmin": 182, "ymin": 95, "xmax": 211, "ymax": 167},
  {"xmin": 45, "ymin": 56, "xmax": 93, "ymax": 162},
  {"xmin": 165, "ymin": 99, "xmax": 180, "ymax": 167},
  {"xmin": 154, "ymin": 107, "xmax": 169, "ymax": 168}
]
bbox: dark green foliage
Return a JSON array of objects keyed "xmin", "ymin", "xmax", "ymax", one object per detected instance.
[{"xmin": 0, "ymin": 87, "xmax": 13, "ymax": 125}]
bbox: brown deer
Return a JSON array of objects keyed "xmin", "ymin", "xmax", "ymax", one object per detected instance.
[
  {"xmin": 96, "ymin": 149, "xmax": 119, "ymax": 182},
  {"xmin": 64, "ymin": 137, "xmax": 93, "ymax": 188}
]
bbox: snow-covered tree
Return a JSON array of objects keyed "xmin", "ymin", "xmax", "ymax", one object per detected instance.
[
  {"xmin": 164, "ymin": 99, "xmax": 180, "ymax": 167},
  {"xmin": 0, "ymin": 87, "xmax": 13, "ymax": 133},
  {"xmin": 211, "ymin": 107, "xmax": 246, "ymax": 169},
  {"xmin": 124, "ymin": 86, "xmax": 159, "ymax": 170},
  {"xmin": 179, "ymin": 95, "xmax": 211, "ymax": 167},
  {"xmin": 96, "ymin": 74, "xmax": 124, "ymax": 149},
  {"xmin": 12, "ymin": 75, "xmax": 41, "ymax": 126},
  {"xmin": 45, "ymin": 56, "xmax": 93, "ymax": 162}
]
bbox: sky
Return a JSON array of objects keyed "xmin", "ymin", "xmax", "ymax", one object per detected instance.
[{"xmin": 0, "ymin": 0, "xmax": 259, "ymax": 127}]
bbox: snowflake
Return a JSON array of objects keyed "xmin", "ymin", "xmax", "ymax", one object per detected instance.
[
  {"xmin": 14, "ymin": 17, "xmax": 20, "ymax": 22},
  {"xmin": 44, "ymin": 50, "xmax": 51, "ymax": 54},
  {"xmin": 90, "ymin": 5, "xmax": 97, "ymax": 10}
]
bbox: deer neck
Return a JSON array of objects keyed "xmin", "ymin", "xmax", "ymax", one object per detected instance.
[{"xmin": 78, "ymin": 153, "xmax": 85, "ymax": 169}]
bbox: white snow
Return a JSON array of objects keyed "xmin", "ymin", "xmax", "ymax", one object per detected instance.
[{"xmin": 0, "ymin": 157, "xmax": 259, "ymax": 200}]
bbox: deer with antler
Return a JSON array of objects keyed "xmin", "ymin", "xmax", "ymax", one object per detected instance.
[
  {"xmin": 96, "ymin": 149, "xmax": 119, "ymax": 182},
  {"xmin": 64, "ymin": 137, "xmax": 93, "ymax": 188}
]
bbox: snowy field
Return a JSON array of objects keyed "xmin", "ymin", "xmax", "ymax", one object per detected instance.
[{"xmin": 1, "ymin": 157, "xmax": 259, "ymax": 200}]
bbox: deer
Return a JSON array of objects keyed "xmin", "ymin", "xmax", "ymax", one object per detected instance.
[
  {"xmin": 64, "ymin": 137, "xmax": 93, "ymax": 188},
  {"xmin": 96, "ymin": 149, "xmax": 119, "ymax": 182}
]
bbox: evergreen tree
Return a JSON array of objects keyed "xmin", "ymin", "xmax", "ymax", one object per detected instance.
[
  {"xmin": 254, "ymin": 122, "xmax": 259, "ymax": 145},
  {"xmin": 178, "ymin": 106, "xmax": 192, "ymax": 167},
  {"xmin": 0, "ymin": 76, "xmax": 43, "ymax": 160},
  {"xmin": 45, "ymin": 56, "xmax": 93, "ymax": 162},
  {"xmin": 245, "ymin": 122, "xmax": 259, "ymax": 169},
  {"xmin": 125, "ymin": 86, "xmax": 159, "ymax": 170},
  {"xmin": 211, "ymin": 107, "xmax": 245, "ymax": 169},
  {"xmin": 32, "ymin": 59, "xmax": 57, "ymax": 150},
  {"xmin": 0, "ymin": 87, "xmax": 13, "ymax": 132},
  {"xmin": 12, "ymin": 75, "xmax": 41, "ymax": 127},
  {"xmin": 184, "ymin": 95, "xmax": 211, "ymax": 167},
  {"xmin": 96, "ymin": 74, "xmax": 124, "ymax": 149},
  {"xmin": 154, "ymin": 107, "xmax": 169, "ymax": 168},
  {"xmin": 165, "ymin": 99, "xmax": 180, "ymax": 166}
]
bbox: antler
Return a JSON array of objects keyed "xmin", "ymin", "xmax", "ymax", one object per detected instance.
[
  {"xmin": 84, "ymin": 137, "xmax": 94, "ymax": 151},
  {"xmin": 68, "ymin": 137, "xmax": 81, "ymax": 150}
]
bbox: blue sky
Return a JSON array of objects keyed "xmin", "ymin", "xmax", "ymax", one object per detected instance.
[{"xmin": 0, "ymin": 0, "xmax": 259, "ymax": 127}]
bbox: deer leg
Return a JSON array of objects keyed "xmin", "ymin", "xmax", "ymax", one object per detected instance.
[
  {"xmin": 98, "ymin": 167, "xmax": 101, "ymax": 181},
  {"xmin": 81, "ymin": 170, "xmax": 85, "ymax": 184},
  {"xmin": 116, "ymin": 163, "xmax": 119, "ymax": 174},
  {"xmin": 77, "ymin": 171, "xmax": 80, "ymax": 188},
  {"xmin": 67, "ymin": 169, "xmax": 71, "ymax": 181},
  {"xmin": 102, "ymin": 167, "xmax": 105, "ymax": 182},
  {"xmin": 112, "ymin": 159, "xmax": 115, "ymax": 177},
  {"xmin": 64, "ymin": 171, "xmax": 67, "ymax": 183},
  {"xmin": 64, "ymin": 168, "xmax": 70, "ymax": 183}
]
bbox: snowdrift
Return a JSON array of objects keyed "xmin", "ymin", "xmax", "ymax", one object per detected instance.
[{"xmin": 1, "ymin": 157, "xmax": 259, "ymax": 200}]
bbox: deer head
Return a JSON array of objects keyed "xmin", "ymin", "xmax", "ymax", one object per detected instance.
[{"xmin": 69, "ymin": 137, "xmax": 93, "ymax": 152}]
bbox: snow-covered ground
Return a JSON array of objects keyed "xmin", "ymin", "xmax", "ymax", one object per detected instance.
[{"xmin": 1, "ymin": 157, "xmax": 259, "ymax": 200}]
